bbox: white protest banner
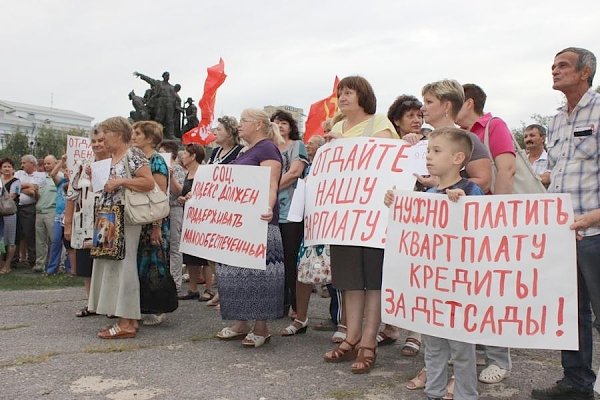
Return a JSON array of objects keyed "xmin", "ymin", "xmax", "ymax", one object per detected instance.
[
  {"xmin": 286, "ymin": 178, "xmax": 305, "ymax": 222},
  {"xmin": 381, "ymin": 191, "xmax": 577, "ymax": 350},
  {"xmin": 408, "ymin": 140, "xmax": 428, "ymax": 176},
  {"xmin": 159, "ymin": 152, "xmax": 171, "ymax": 168},
  {"xmin": 66, "ymin": 135, "xmax": 92, "ymax": 178},
  {"xmin": 304, "ymin": 137, "xmax": 419, "ymax": 248},
  {"xmin": 179, "ymin": 164, "xmax": 270, "ymax": 270}
]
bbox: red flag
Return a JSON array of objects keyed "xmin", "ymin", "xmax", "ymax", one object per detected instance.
[
  {"xmin": 303, "ymin": 76, "xmax": 339, "ymax": 143},
  {"xmin": 182, "ymin": 124, "xmax": 216, "ymax": 145},
  {"xmin": 182, "ymin": 58, "xmax": 226, "ymax": 145}
]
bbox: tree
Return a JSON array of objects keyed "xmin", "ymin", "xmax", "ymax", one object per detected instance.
[
  {"xmin": 511, "ymin": 113, "xmax": 553, "ymax": 149},
  {"xmin": 0, "ymin": 126, "xmax": 87, "ymax": 162},
  {"xmin": 0, "ymin": 130, "xmax": 31, "ymax": 162}
]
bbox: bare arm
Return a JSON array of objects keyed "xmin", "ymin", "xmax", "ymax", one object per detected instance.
[
  {"xmin": 260, "ymin": 160, "xmax": 282, "ymax": 221},
  {"xmin": 153, "ymin": 172, "xmax": 168, "ymax": 194},
  {"xmin": 104, "ymin": 165, "xmax": 155, "ymax": 193},
  {"xmin": 541, "ymin": 171, "xmax": 551, "ymax": 188},
  {"xmin": 49, "ymin": 157, "xmax": 65, "ymax": 185},
  {"xmin": 170, "ymin": 168, "xmax": 183, "ymax": 196},
  {"xmin": 63, "ymin": 199, "xmax": 75, "ymax": 241},
  {"xmin": 279, "ymin": 160, "xmax": 306, "ymax": 190},
  {"xmin": 493, "ymin": 153, "xmax": 516, "ymax": 194},
  {"xmin": 465, "ymin": 158, "xmax": 492, "ymax": 194}
]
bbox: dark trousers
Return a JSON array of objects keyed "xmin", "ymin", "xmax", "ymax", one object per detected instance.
[
  {"xmin": 16, "ymin": 204, "xmax": 36, "ymax": 265},
  {"xmin": 279, "ymin": 221, "xmax": 304, "ymax": 313},
  {"xmin": 327, "ymin": 284, "xmax": 342, "ymax": 325},
  {"xmin": 561, "ymin": 234, "xmax": 600, "ymax": 391}
]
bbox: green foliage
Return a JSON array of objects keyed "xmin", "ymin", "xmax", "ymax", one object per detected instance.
[
  {"xmin": 511, "ymin": 113, "xmax": 553, "ymax": 149},
  {"xmin": 0, "ymin": 126, "xmax": 86, "ymax": 162}
]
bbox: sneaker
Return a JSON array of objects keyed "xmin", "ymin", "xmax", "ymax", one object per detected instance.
[{"xmin": 531, "ymin": 380, "xmax": 594, "ymax": 400}]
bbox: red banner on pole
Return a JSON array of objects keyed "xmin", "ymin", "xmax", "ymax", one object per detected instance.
[{"xmin": 303, "ymin": 76, "xmax": 339, "ymax": 143}]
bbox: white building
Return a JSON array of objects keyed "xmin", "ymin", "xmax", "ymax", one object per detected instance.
[{"xmin": 0, "ymin": 100, "xmax": 94, "ymax": 149}]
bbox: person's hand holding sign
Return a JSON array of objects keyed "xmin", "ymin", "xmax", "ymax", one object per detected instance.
[{"xmin": 260, "ymin": 206, "xmax": 273, "ymax": 221}]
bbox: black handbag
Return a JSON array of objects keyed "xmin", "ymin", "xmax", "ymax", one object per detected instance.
[
  {"xmin": 140, "ymin": 267, "xmax": 179, "ymax": 314},
  {"xmin": 90, "ymin": 203, "xmax": 126, "ymax": 260}
]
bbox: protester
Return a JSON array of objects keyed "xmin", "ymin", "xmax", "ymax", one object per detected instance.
[
  {"xmin": 206, "ymin": 116, "xmax": 244, "ymax": 309},
  {"xmin": 524, "ymin": 124, "xmax": 550, "ymax": 187},
  {"xmin": 386, "ymin": 127, "xmax": 482, "ymax": 400},
  {"xmin": 531, "ymin": 47, "xmax": 599, "ymax": 400},
  {"xmin": 456, "ymin": 83, "xmax": 516, "ymax": 384},
  {"xmin": 0, "ymin": 158, "xmax": 20, "ymax": 275},
  {"xmin": 35, "ymin": 155, "xmax": 61, "ymax": 273},
  {"xmin": 382, "ymin": 94, "xmax": 426, "ymax": 353},
  {"xmin": 14, "ymin": 155, "xmax": 43, "ymax": 269},
  {"xmin": 87, "ymin": 116, "xmax": 155, "ymax": 339},
  {"xmin": 406, "ymin": 79, "xmax": 493, "ymax": 394},
  {"xmin": 177, "ymin": 144, "xmax": 210, "ymax": 301},
  {"xmin": 271, "ymin": 110, "xmax": 309, "ymax": 319},
  {"xmin": 46, "ymin": 155, "xmax": 70, "ymax": 275},
  {"xmin": 131, "ymin": 121, "xmax": 171, "ymax": 326},
  {"xmin": 65, "ymin": 127, "xmax": 110, "ymax": 317},
  {"xmin": 158, "ymin": 141, "xmax": 186, "ymax": 296},
  {"xmin": 214, "ymin": 108, "xmax": 284, "ymax": 348},
  {"xmin": 322, "ymin": 75, "xmax": 397, "ymax": 374}
]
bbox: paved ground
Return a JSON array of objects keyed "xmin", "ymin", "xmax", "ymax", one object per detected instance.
[{"xmin": 0, "ymin": 286, "xmax": 598, "ymax": 400}]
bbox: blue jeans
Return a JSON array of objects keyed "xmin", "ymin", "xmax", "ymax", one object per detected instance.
[
  {"xmin": 46, "ymin": 217, "xmax": 70, "ymax": 274},
  {"xmin": 561, "ymin": 234, "xmax": 600, "ymax": 391}
]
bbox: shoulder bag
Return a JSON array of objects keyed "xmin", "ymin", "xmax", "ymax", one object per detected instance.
[
  {"xmin": 0, "ymin": 179, "xmax": 17, "ymax": 216},
  {"xmin": 123, "ymin": 155, "xmax": 170, "ymax": 225}
]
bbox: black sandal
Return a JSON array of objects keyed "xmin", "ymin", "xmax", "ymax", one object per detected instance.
[
  {"xmin": 198, "ymin": 289, "xmax": 215, "ymax": 302},
  {"xmin": 76, "ymin": 306, "xmax": 97, "ymax": 318}
]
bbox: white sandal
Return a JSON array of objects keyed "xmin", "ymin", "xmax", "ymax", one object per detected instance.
[
  {"xmin": 242, "ymin": 332, "xmax": 272, "ymax": 348},
  {"xmin": 478, "ymin": 364, "xmax": 510, "ymax": 384},
  {"xmin": 215, "ymin": 326, "xmax": 247, "ymax": 340},
  {"xmin": 331, "ymin": 324, "xmax": 347, "ymax": 343},
  {"xmin": 280, "ymin": 318, "xmax": 308, "ymax": 336}
]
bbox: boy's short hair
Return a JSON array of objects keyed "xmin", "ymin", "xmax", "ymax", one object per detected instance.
[{"xmin": 429, "ymin": 127, "xmax": 474, "ymax": 168}]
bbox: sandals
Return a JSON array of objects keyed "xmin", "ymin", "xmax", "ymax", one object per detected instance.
[
  {"xmin": 331, "ymin": 324, "xmax": 347, "ymax": 343},
  {"xmin": 97, "ymin": 324, "xmax": 136, "ymax": 339},
  {"xmin": 351, "ymin": 346, "xmax": 377, "ymax": 374},
  {"xmin": 478, "ymin": 364, "xmax": 510, "ymax": 384},
  {"xmin": 177, "ymin": 291, "xmax": 199, "ymax": 300},
  {"xmin": 142, "ymin": 313, "xmax": 166, "ymax": 326},
  {"xmin": 376, "ymin": 331, "xmax": 397, "ymax": 346},
  {"xmin": 242, "ymin": 332, "xmax": 271, "ymax": 348},
  {"xmin": 324, "ymin": 339, "xmax": 359, "ymax": 363},
  {"xmin": 216, "ymin": 326, "xmax": 248, "ymax": 340},
  {"xmin": 443, "ymin": 376, "xmax": 455, "ymax": 400},
  {"xmin": 76, "ymin": 306, "xmax": 97, "ymax": 318},
  {"xmin": 206, "ymin": 293, "xmax": 220, "ymax": 307},
  {"xmin": 281, "ymin": 318, "xmax": 308, "ymax": 336},
  {"xmin": 199, "ymin": 289, "xmax": 215, "ymax": 302},
  {"xmin": 401, "ymin": 337, "xmax": 421, "ymax": 356},
  {"xmin": 406, "ymin": 367, "xmax": 427, "ymax": 390}
]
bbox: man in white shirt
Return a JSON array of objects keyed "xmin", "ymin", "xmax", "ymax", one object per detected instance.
[
  {"xmin": 524, "ymin": 124, "xmax": 550, "ymax": 187},
  {"xmin": 14, "ymin": 155, "xmax": 45, "ymax": 270}
]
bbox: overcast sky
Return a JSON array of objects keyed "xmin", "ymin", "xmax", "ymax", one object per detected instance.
[{"xmin": 1, "ymin": 1, "xmax": 599, "ymax": 130}]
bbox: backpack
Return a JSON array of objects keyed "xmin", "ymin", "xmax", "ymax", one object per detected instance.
[{"xmin": 483, "ymin": 118, "xmax": 546, "ymax": 194}]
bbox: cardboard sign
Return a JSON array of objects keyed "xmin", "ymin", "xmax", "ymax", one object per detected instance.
[
  {"xmin": 179, "ymin": 164, "xmax": 270, "ymax": 270},
  {"xmin": 381, "ymin": 191, "xmax": 578, "ymax": 350},
  {"xmin": 66, "ymin": 135, "xmax": 92, "ymax": 179},
  {"xmin": 304, "ymin": 137, "xmax": 420, "ymax": 248}
]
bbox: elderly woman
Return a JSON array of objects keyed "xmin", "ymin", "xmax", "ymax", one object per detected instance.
[
  {"xmin": 131, "ymin": 121, "xmax": 171, "ymax": 326},
  {"xmin": 205, "ymin": 116, "xmax": 244, "ymax": 308},
  {"xmin": 214, "ymin": 108, "xmax": 284, "ymax": 348},
  {"xmin": 0, "ymin": 158, "xmax": 20, "ymax": 275},
  {"xmin": 322, "ymin": 76, "xmax": 397, "ymax": 374},
  {"xmin": 88, "ymin": 117, "xmax": 155, "ymax": 339},
  {"xmin": 271, "ymin": 110, "xmax": 309, "ymax": 319},
  {"xmin": 65, "ymin": 127, "xmax": 111, "ymax": 317},
  {"xmin": 177, "ymin": 144, "xmax": 209, "ymax": 300}
]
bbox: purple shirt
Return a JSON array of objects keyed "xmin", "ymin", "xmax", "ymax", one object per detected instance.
[{"xmin": 232, "ymin": 139, "xmax": 283, "ymax": 225}]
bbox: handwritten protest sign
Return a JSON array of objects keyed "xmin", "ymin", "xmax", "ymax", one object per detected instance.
[
  {"xmin": 179, "ymin": 164, "xmax": 270, "ymax": 270},
  {"xmin": 381, "ymin": 191, "xmax": 577, "ymax": 350},
  {"xmin": 66, "ymin": 135, "xmax": 92, "ymax": 178},
  {"xmin": 304, "ymin": 137, "xmax": 421, "ymax": 248}
]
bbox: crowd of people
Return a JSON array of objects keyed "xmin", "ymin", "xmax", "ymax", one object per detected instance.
[{"xmin": 0, "ymin": 46, "xmax": 598, "ymax": 400}]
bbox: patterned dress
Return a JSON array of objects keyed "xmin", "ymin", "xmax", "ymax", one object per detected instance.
[
  {"xmin": 137, "ymin": 153, "xmax": 171, "ymax": 314},
  {"xmin": 216, "ymin": 139, "xmax": 285, "ymax": 321}
]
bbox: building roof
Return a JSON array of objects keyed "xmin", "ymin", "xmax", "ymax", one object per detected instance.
[{"xmin": 0, "ymin": 99, "xmax": 94, "ymax": 122}]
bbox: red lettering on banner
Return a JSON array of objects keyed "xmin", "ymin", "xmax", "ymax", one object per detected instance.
[
  {"xmin": 212, "ymin": 166, "xmax": 232, "ymax": 184},
  {"xmin": 73, "ymin": 149, "xmax": 94, "ymax": 160},
  {"xmin": 390, "ymin": 144, "xmax": 410, "ymax": 172},
  {"xmin": 392, "ymin": 196, "xmax": 449, "ymax": 228},
  {"xmin": 313, "ymin": 177, "xmax": 377, "ymax": 206},
  {"xmin": 182, "ymin": 229, "xmax": 266, "ymax": 258},
  {"xmin": 304, "ymin": 209, "xmax": 379, "ymax": 242},
  {"xmin": 193, "ymin": 181, "xmax": 219, "ymax": 199}
]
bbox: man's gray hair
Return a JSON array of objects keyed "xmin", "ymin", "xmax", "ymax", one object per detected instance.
[
  {"xmin": 557, "ymin": 47, "xmax": 596, "ymax": 87},
  {"xmin": 21, "ymin": 154, "xmax": 37, "ymax": 166}
]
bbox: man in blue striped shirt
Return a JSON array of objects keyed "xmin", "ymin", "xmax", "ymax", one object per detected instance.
[{"xmin": 532, "ymin": 47, "xmax": 599, "ymax": 400}]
